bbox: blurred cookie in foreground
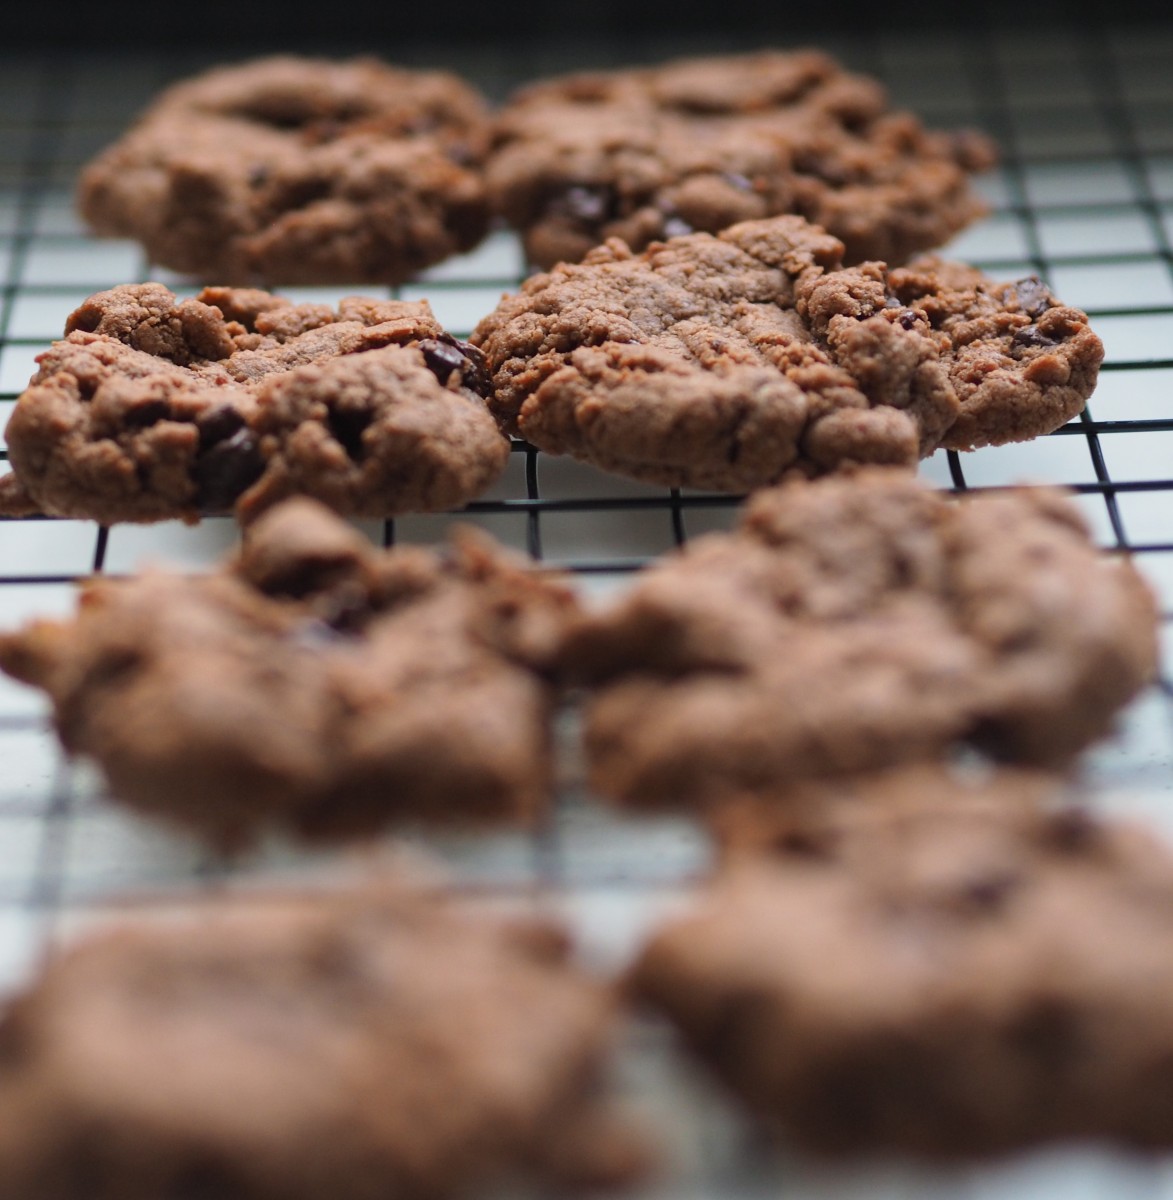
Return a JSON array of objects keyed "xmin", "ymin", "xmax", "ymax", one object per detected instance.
[
  {"xmin": 0, "ymin": 499, "xmax": 577, "ymax": 849},
  {"xmin": 560, "ymin": 472, "xmax": 1157, "ymax": 809},
  {"xmin": 0, "ymin": 283, "xmax": 508, "ymax": 525},
  {"xmin": 486, "ymin": 49, "xmax": 996, "ymax": 271},
  {"xmin": 630, "ymin": 793, "xmax": 1173, "ymax": 1156},
  {"xmin": 472, "ymin": 216, "xmax": 1101, "ymax": 492},
  {"xmin": 78, "ymin": 56, "xmax": 491, "ymax": 285},
  {"xmin": 0, "ymin": 878, "xmax": 647, "ymax": 1199}
]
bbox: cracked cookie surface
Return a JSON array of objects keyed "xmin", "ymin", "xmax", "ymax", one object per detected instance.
[
  {"xmin": 471, "ymin": 216, "xmax": 1102, "ymax": 491},
  {"xmin": 0, "ymin": 283, "xmax": 509, "ymax": 525},
  {"xmin": 559, "ymin": 472, "xmax": 1157, "ymax": 809},
  {"xmin": 486, "ymin": 50, "xmax": 996, "ymax": 271},
  {"xmin": 632, "ymin": 793, "xmax": 1173, "ymax": 1156},
  {"xmin": 0, "ymin": 879, "xmax": 644, "ymax": 1199},
  {"xmin": 78, "ymin": 56, "xmax": 491, "ymax": 285},
  {"xmin": 0, "ymin": 499, "xmax": 577, "ymax": 847}
]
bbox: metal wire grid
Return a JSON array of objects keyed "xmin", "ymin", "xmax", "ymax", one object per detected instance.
[{"xmin": 1, "ymin": 23, "xmax": 1173, "ymax": 1198}]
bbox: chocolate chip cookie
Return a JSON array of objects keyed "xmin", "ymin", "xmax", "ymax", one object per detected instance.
[
  {"xmin": 631, "ymin": 795, "xmax": 1173, "ymax": 1156},
  {"xmin": 0, "ymin": 879, "xmax": 646, "ymax": 1198},
  {"xmin": 471, "ymin": 216, "xmax": 1102, "ymax": 491},
  {"xmin": 78, "ymin": 56, "xmax": 491, "ymax": 285},
  {"xmin": 559, "ymin": 472, "xmax": 1157, "ymax": 809},
  {"xmin": 486, "ymin": 50, "xmax": 996, "ymax": 272},
  {"xmin": 0, "ymin": 498, "xmax": 577, "ymax": 847},
  {"xmin": 0, "ymin": 283, "xmax": 509, "ymax": 525}
]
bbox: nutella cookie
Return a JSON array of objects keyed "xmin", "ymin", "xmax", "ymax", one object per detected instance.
[
  {"xmin": 486, "ymin": 50, "xmax": 996, "ymax": 271},
  {"xmin": 0, "ymin": 881, "xmax": 645, "ymax": 1198},
  {"xmin": 0, "ymin": 283, "xmax": 509, "ymax": 525},
  {"xmin": 78, "ymin": 56, "xmax": 491, "ymax": 285},
  {"xmin": 631, "ymin": 798, "xmax": 1173, "ymax": 1156},
  {"xmin": 560, "ymin": 472, "xmax": 1157, "ymax": 809},
  {"xmin": 471, "ymin": 216, "xmax": 1102, "ymax": 491},
  {"xmin": 0, "ymin": 499, "xmax": 577, "ymax": 848}
]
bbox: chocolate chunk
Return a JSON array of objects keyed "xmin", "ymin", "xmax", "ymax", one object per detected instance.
[
  {"xmin": 124, "ymin": 398, "xmax": 172, "ymax": 428},
  {"xmin": 196, "ymin": 403, "xmax": 247, "ymax": 449},
  {"xmin": 418, "ymin": 337, "xmax": 467, "ymax": 384},
  {"xmin": 325, "ymin": 405, "xmax": 372, "ymax": 461},
  {"xmin": 1013, "ymin": 277, "xmax": 1052, "ymax": 318},
  {"xmin": 1012, "ymin": 324, "xmax": 1058, "ymax": 349},
  {"xmin": 194, "ymin": 427, "xmax": 264, "ymax": 511},
  {"xmin": 418, "ymin": 335, "xmax": 492, "ymax": 398}
]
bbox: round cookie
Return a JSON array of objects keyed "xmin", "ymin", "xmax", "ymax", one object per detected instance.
[
  {"xmin": 77, "ymin": 56, "xmax": 492, "ymax": 285},
  {"xmin": 631, "ymin": 794, "xmax": 1173, "ymax": 1156},
  {"xmin": 0, "ymin": 498, "xmax": 579, "ymax": 848},
  {"xmin": 0, "ymin": 283, "xmax": 509, "ymax": 525},
  {"xmin": 471, "ymin": 215, "xmax": 1102, "ymax": 492},
  {"xmin": 0, "ymin": 881, "xmax": 646, "ymax": 1198},
  {"xmin": 558, "ymin": 472, "xmax": 1158, "ymax": 810},
  {"xmin": 486, "ymin": 50, "xmax": 997, "ymax": 271}
]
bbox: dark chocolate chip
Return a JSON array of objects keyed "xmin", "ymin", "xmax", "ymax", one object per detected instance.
[
  {"xmin": 418, "ymin": 335, "xmax": 492, "ymax": 397},
  {"xmin": 196, "ymin": 404, "xmax": 246, "ymax": 450},
  {"xmin": 326, "ymin": 406, "xmax": 373, "ymax": 462},
  {"xmin": 1013, "ymin": 276, "xmax": 1052, "ymax": 318},
  {"xmin": 1012, "ymin": 324, "xmax": 1058, "ymax": 349},
  {"xmin": 125, "ymin": 398, "xmax": 172, "ymax": 428},
  {"xmin": 194, "ymin": 428, "xmax": 264, "ymax": 512},
  {"xmin": 898, "ymin": 311, "xmax": 921, "ymax": 331},
  {"xmin": 662, "ymin": 217, "xmax": 694, "ymax": 238},
  {"xmin": 418, "ymin": 338, "xmax": 466, "ymax": 383}
]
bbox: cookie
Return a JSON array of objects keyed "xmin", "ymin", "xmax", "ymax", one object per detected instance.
[
  {"xmin": 0, "ymin": 283, "xmax": 509, "ymax": 525},
  {"xmin": 486, "ymin": 50, "xmax": 996, "ymax": 272},
  {"xmin": 559, "ymin": 472, "xmax": 1157, "ymax": 809},
  {"xmin": 0, "ymin": 879, "xmax": 647, "ymax": 1198},
  {"xmin": 630, "ymin": 794, "xmax": 1173, "ymax": 1156},
  {"xmin": 0, "ymin": 498, "xmax": 577, "ymax": 848},
  {"xmin": 78, "ymin": 56, "xmax": 491, "ymax": 285},
  {"xmin": 471, "ymin": 216, "xmax": 1102, "ymax": 491}
]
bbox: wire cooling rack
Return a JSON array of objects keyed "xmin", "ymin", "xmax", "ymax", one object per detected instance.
[{"xmin": 3, "ymin": 22, "xmax": 1173, "ymax": 1200}]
